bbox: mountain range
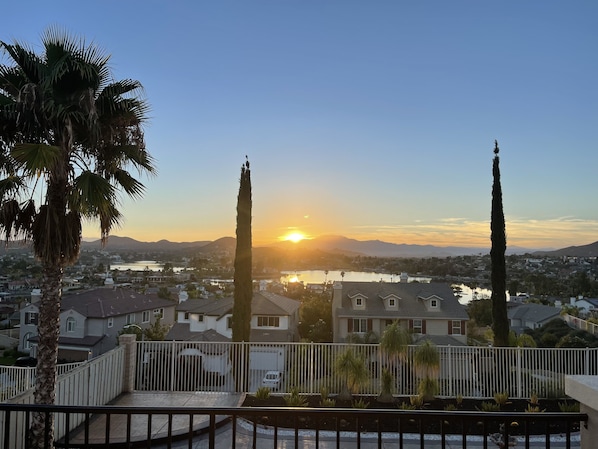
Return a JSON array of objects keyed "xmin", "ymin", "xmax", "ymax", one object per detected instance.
[{"xmin": 80, "ymin": 235, "xmax": 598, "ymax": 258}]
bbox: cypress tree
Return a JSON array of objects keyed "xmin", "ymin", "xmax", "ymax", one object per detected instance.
[
  {"xmin": 232, "ymin": 158, "xmax": 252, "ymax": 342},
  {"xmin": 490, "ymin": 140, "xmax": 509, "ymax": 346}
]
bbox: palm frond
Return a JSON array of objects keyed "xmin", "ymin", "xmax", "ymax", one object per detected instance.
[
  {"xmin": 0, "ymin": 199, "xmax": 19, "ymax": 241},
  {"xmin": 110, "ymin": 169, "xmax": 146, "ymax": 198},
  {"xmin": 11, "ymin": 143, "xmax": 62, "ymax": 174}
]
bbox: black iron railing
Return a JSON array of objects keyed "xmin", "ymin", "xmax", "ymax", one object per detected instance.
[{"xmin": 0, "ymin": 403, "xmax": 587, "ymax": 449}]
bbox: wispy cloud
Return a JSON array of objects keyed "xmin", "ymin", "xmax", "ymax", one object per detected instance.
[{"xmin": 350, "ymin": 217, "xmax": 598, "ymax": 249}]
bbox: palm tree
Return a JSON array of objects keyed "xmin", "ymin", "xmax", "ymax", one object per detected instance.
[
  {"xmin": 413, "ymin": 339, "xmax": 440, "ymax": 401},
  {"xmin": 334, "ymin": 347, "xmax": 370, "ymax": 401},
  {"xmin": 379, "ymin": 321, "xmax": 411, "ymax": 402},
  {"xmin": 0, "ymin": 28, "xmax": 155, "ymax": 448}
]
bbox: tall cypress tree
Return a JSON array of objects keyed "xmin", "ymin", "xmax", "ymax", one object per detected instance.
[
  {"xmin": 490, "ymin": 140, "xmax": 509, "ymax": 346},
  {"xmin": 232, "ymin": 158, "xmax": 252, "ymax": 342}
]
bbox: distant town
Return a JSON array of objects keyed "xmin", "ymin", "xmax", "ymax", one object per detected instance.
[{"xmin": 1, "ymin": 235, "xmax": 597, "ymax": 365}]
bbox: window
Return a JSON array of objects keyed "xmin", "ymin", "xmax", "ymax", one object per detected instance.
[
  {"xmin": 355, "ymin": 298, "xmax": 363, "ymax": 307},
  {"xmin": 25, "ymin": 312, "xmax": 38, "ymax": 325},
  {"xmin": 431, "ymin": 299, "xmax": 438, "ymax": 308},
  {"xmin": 126, "ymin": 313, "xmax": 135, "ymax": 325},
  {"xmin": 107, "ymin": 317, "xmax": 114, "ymax": 328},
  {"xmin": 389, "ymin": 298, "xmax": 396, "ymax": 307},
  {"xmin": 142, "ymin": 311, "xmax": 150, "ymax": 323},
  {"xmin": 23, "ymin": 332, "xmax": 33, "ymax": 350},
  {"xmin": 153, "ymin": 308, "xmax": 164, "ymax": 317},
  {"xmin": 412, "ymin": 319, "xmax": 423, "ymax": 334},
  {"xmin": 184, "ymin": 312, "xmax": 190, "ymax": 320},
  {"xmin": 350, "ymin": 318, "xmax": 368, "ymax": 333},
  {"xmin": 227, "ymin": 317, "xmax": 232, "ymax": 329},
  {"xmin": 257, "ymin": 316, "xmax": 280, "ymax": 327},
  {"xmin": 66, "ymin": 317, "xmax": 76, "ymax": 333},
  {"xmin": 198, "ymin": 314, "xmax": 204, "ymax": 322},
  {"xmin": 452, "ymin": 320, "xmax": 462, "ymax": 335}
]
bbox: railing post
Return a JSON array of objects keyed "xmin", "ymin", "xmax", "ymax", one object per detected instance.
[
  {"xmin": 516, "ymin": 348, "xmax": 522, "ymax": 399},
  {"xmin": 119, "ymin": 333, "xmax": 137, "ymax": 393}
]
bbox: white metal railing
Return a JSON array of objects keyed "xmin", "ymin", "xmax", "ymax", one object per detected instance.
[
  {"xmin": 1, "ymin": 346, "xmax": 126, "ymax": 449},
  {"xmin": 563, "ymin": 313, "xmax": 598, "ymax": 335},
  {"xmin": 133, "ymin": 341, "xmax": 598, "ymax": 400},
  {"xmin": 0, "ymin": 362, "xmax": 83, "ymax": 402}
]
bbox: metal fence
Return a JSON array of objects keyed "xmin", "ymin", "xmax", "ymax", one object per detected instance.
[
  {"xmin": 0, "ymin": 402, "xmax": 586, "ymax": 449},
  {"xmin": 134, "ymin": 341, "xmax": 598, "ymax": 399},
  {"xmin": 1, "ymin": 346, "xmax": 125, "ymax": 449},
  {"xmin": 0, "ymin": 362, "xmax": 83, "ymax": 402}
]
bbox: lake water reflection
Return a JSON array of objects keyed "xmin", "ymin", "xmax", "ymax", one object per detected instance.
[{"xmin": 280, "ymin": 270, "xmax": 492, "ymax": 305}]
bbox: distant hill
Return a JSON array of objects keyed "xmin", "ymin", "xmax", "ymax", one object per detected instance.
[
  {"xmin": 533, "ymin": 241, "xmax": 598, "ymax": 258},
  {"xmin": 81, "ymin": 235, "xmax": 213, "ymax": 252},
  {"xmin": 79, "ymin": 234, "xmax": 538, "ymax": 258}
]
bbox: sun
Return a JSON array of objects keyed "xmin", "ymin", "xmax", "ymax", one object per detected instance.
[{"xmin": 282, "ymin": 232, "xmax": 306, "ymax": 243}]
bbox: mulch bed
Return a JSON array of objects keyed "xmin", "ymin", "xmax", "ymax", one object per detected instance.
[{"xmin": 242, "ymin": 395, "xmax": 580, "ymax": 436}]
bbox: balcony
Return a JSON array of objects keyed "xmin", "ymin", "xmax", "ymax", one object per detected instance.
[{"xmin": 0, "ymin": 335, "xmax": 593, "ymax": 448}]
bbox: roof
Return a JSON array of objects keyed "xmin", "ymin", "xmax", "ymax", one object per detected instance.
[
  {"xmin": 336, "ymin": 282, "xmax": 468, "ymax": 320},
  {"xmin": 165, "ymin": 324, "xmax": 230, "ymax": 342},
  {"xmin": 60, "ymin": 287, "xmax": 176, "ymax": 318},
  {"xmin": 176, "ymin": 291, "xmax": 300, "ymax": 318},
  {"xmin": 507, "ymin": 303, "xmax": 562, "ymax": 324}
]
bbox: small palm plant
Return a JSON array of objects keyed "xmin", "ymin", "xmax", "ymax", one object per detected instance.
[
  {"xmin": 334, "ymin": 348, "xmax": 370, "ymax": 401},
  {"xmin": 413, "ymin": 340, "xmax": 440, "ymax": 401}
]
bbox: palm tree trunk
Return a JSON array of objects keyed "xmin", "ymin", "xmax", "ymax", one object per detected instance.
[{"xmin": 30, "ymin": 262, "xmax": 62, "ymax": 449}]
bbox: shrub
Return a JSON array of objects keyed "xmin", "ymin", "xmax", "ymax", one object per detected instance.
[
  {"xmin": 284, "ymin": 387, "xmax": 308, "ymax": 407},
  {"xmin": 525, "ymin": 404, "xmax": 544, "ymax": 413},
  {"xmin": 558, "ymin": 401, "xmax": 580, "ymax": 412},
  {"xmin": 352, "ymin": 398, "xmax": 369, "ymax": 409},
  {"xmin": 255, "ymin": 387, "xmax": 271, "ymax": 400},
  {"xmin": 455, "ymin": 394, "xmax": 463, "ymax": 406},
  {"xmin": 397, "ymin": 401, "xmax": 416, "ymax": 410},
  {"xmin": 409, "ymin": 394, "xmax": 423, "ymax": 408},
  {"xmin": 444, "ymin": 404, "xmax": 457, "ymax": 411},
  {"xmin": 320, "ymin": 398, "xmax": 336, "ymax": 407},
  {"xmin": 493, "ymin": 392, "xmax": 510, "ymax": 406},
  {"xmin": 478, "ymin": 401, "xmax": 501, "ymax": 412}
]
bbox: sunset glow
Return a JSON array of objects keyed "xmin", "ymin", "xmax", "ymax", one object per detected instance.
[{"xmin": 282, "ymin": 232, "xmax": 307, "ymax": 243}]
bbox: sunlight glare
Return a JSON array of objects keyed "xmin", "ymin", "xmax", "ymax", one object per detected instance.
[{"xmin": 283, "ymin": 232, "xmax": 306, "ymax": 243}]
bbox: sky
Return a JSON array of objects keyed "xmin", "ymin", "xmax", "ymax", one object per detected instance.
[{"xmin": 2, "ymin": 1, "xmax": 597, "ymax": 250}]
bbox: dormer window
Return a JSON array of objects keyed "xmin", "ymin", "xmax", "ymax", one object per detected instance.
[
  {"xmin": 389, "ymin": 298, "xmax": 396, "ymax": 307},
  {"xmin": 379, "ymin": 293, "xmax": 399, "ymax": 311},
  {"xmin": 348, "ymin": 292, "xmax": 367, "ymax": 310},
  {"xmin": 431, "ymin": 299, "xmax": 438, "ymax": 308}
]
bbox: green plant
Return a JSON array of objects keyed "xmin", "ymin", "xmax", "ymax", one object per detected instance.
[
  {"xmin": 525, "ymin": 404, "xmax": 544, "ymax": 413},
  {"xmin": 377, "ymin": 367, "xmax": 394, "ymax": 403},
  {"xmin": 352, "ymin": 398, "xmax": 369, "ymax": 409},
  {"xmin": 478, "ymin": 401, "xmax": 501, "ymax": 412},
  {"xmin": 334, "ymin": 348, "xmax": 370, "ymax": 401},
  {"xmin": 397, "ymin": 401, "xmax": 416, "ymax": 410},
  {"xmin": 444, "ymin": 404, "xmax": 457, "ymax": 411},
  {"xmin": 284, "ymin": 387, "xmax": 308, "ymax": 407},
  {"xmin": 493, "ymin": 391, "xmax": 510, "ymax": 406},
  {"xmin": 320, "ymin": 387, "xmax": 329, "ymax": 401},
  {"xmin": 413, "ymin": 340, "xmax": 440, "ymax": 401},
  {"xmin": 320, "ymin": 398, "xmax": 336, "ymax": 407},
  {"xmin": 558, "ymin": 401, "xmax": 580, "ymax": 412},
  {"xmin": 455, "ymin": 394, "xmax": 463, "ymax": 406},
  {"xmin": 417, "ymin": 377, "xmax": 439, "ymax": 401},
  {"xmin": 529, "ymin": 393, "xmax": 539, "ymax": 406},
  {"xmin": 409, "ymin": 394, "xmax": 424, "ymax": 408},
  {"xmin": 255, "ymin": 387, "xmax": 271, "ymax": 400}
]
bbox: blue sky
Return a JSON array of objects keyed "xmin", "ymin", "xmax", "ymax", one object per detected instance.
[{"xmin": 2, "ymin": 1, "xmax": 597, "ymax": 249}]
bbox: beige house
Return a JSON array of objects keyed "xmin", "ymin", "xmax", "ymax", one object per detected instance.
[{"xmin": 332, "ymin": 281, "xmax": 469, "ymax": 345}]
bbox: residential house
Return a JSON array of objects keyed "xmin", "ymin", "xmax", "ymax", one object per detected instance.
[
  {"xmin": 332, "ymin": 281, "xmax": 469, "ymax": 345},
  {"xmin": 507, "ymin": 302, "xmax": 562, "ymax": 334},
  {"xmin": 19, "ymin": 287, "xmax": 176, "ymax": 361},
  {"xmin": 166, "ymin": 290, "xmax": 301, "ymax": 343},
  {"xmin": 569, "ymin": 296, "xmax": 598, "ymax": 317}
]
